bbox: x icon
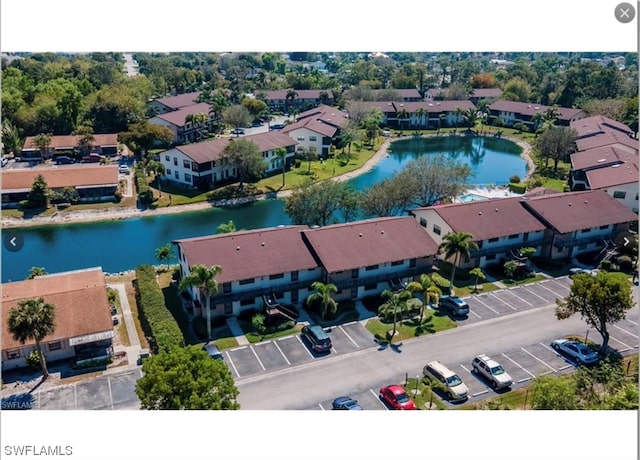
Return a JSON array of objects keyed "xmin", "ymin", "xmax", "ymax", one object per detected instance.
[{"xmin": 619, "ymin": 7, "xmax": 630, "ymax": 18}]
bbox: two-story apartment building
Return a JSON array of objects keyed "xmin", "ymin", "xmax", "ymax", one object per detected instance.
[
  {"xmin": 488, "ymin": 100, "xmax": 585, "ymax": 130},
  {"xmin": 21, "ymin": 134, "xmax": 119, "ymax": 161},
  {"xmin": 146, "ymin": 91, "xmax": 201, "ymax": 115},
  {"xmin": 1, "ymin": 165, "xmax": 119, "ymax": 208},
  {"xmin": 2, "ymin": 268, "xmax": 114, "ymax": 371},
  {"xmin": 368, "ymin": 88, "xmax": 423, "ymax": 102},
  {"xmin": 574, "ymin": 129, "xmax": 639, "ymax": 154},
  {"xmin": 411, "ymin": 197, "xmax": 548, "ymax": 269},
  {"xmin": 174, "ymin": 226, "xmax": 321, "ymax": 319},
  {"xmin": 300, "ymin": 217, "xmax": 439, "ymax": 301},
  {"xmin": 148, "ymin": 102, "xmax": 215, "ymax": 145},
  {"xmin": 159, "ymin": 131, "xmax": 296, "ymax": 190},
  {"xmin": 259, "ymin": 89, "xmax": 334, "ymax": 112},
  {"xmin": 570, "ymin": 114, "xmax": 635, "ymax": 140},
  {"xmin": 281, "ymin": 105, "xmax": 348, "ymax": 158}
]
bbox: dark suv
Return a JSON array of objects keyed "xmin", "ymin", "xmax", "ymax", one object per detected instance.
[{"xmin": 301, "ymin": 325, "xmax": 332, "ymax": 353}]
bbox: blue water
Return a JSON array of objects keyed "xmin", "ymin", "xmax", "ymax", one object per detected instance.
[
  {"xmin": 459, "ymin": 193, "xmax": 488, "ymax": 203},
  {"xmin": 2, "ymin": 137, "xmax": 526, "ymax": 282}
]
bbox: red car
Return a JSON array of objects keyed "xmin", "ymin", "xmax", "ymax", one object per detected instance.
[{"xmin": 379, "ymin": 385, "xmax": 417, "ymax": 410}]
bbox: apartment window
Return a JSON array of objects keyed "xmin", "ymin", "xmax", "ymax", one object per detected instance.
[
  {"xmin": 6, "ymin": 349, "xmax": 20, "ymax": 360},
  {"xmin": 165, "ymin": 155, "xmax": 170, "ymax": 162},
  {"xmin": 223, "ymin": 283, "xmax": 231, "ymax": 293},
  {"xmin": 166, "ymin": 169, "xmax": 172, "ymax": 175},
  {"xmin": 292, "ymin": 290, "xmax": 299, "ymax": 302},
  {"xmin": 433, "ymin": 224, "xmax": 441, "ymax": 235},
  {"xmin": 309, "ymin": 136, "xmax": 317, "ymax": 142},
  {"xmin": 173, "ymin": 158, "xmax": 178, "ymax": 166},
  {"xmin": 174, "ymin": 170, "xmax": 179, "ymax": 180},
  {"xmin": 599, "ymin": 225, "xmax": 609, "ymax": 230},
  {"xmin": 275, "ymin": 292, "xmax": 285, "ymax": 300},
  {"xmin": 48, "ymin": 341, "xmax": 62, "ymax": 351},
  {"xmin": 636, "ymin": 193, "xmax": 638, "ymax": 201},
  {"xmin": 365, "ymin": 264, "xmax": 379, "ymax": 271},
  {"xmin": 581, "ymin": 228, "xmax": 592, "ymax": 233},
  {"xmin": 269, "ymin": 273, "xmax": 284, "ymax": 280},
  {"xmin": 240, "ymin": 298, "xmax": 254, "ymax": 306},
  {"xmin": 239, "ymin": 278, "xmax": 255, "ymax": 285},
  {"xmin": 409, "ymin": 258, "xmax": 416, "ymax": 268},
  {"xmin": 184, "ymin": 174, "xmax": 192, "ymax": 183},
  {"xmin": 523, "ymin": 232, "xmax": 529, "ymax": 242},
  {"xmin": 291, "ymin": 271, "xmax": 299, "ymax": 282},
  {"xmin": 350, "ymin": 287, "xmax": 358, "ymax": 298},
  {"xmin": 488, "ymin": 237, "xmax": 499, "ymax": 243},
  {"xmin": 613, "ymin": 191, "xmax": 626, "ymax": 199},
  {"xmin": 508, "ymin": 234, "xmax": 519, "ymax": 240},
  {"xmin": 297, "ymin": 136, "xmax": 305, "ymax": 141},
  {"xmin": 391, "ymin": 260, "xmax": 403, "ymax": 266},
  {"xmin": 351, "ymin": 269, "xmax": 359, "ymax": 279},
  {"xmin": 419, "ymin": 217, "xmax": 427, "ymax": 228},
  {"xmin": 364, "ymin": 283, "xmax": 377, "ymax": 291},
  {"xmin": 477, "ymin": 241, "xmax": 484, "ymax": 249},
  {"xmin": 183, "ymin": 159, "xmax": 191, "ymax": 169}
]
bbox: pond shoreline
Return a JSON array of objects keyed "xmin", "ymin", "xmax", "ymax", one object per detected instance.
[{"xmin": 2, "ymin": 134, "xmax": 532, "ymax": 229}]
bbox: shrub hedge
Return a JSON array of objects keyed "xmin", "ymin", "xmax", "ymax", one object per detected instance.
[
  {"xmin": 134, "ymin": 264, "xmax": 184, "ymax": 352},
  {"xmin": 135, "ymin": 169, "xmax": 154, "ymax": 205}
]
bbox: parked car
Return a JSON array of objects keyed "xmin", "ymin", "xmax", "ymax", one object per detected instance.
[
  {"xmin": 81, "ymin": 153, "xmax": 104, "ymax": 163},
  {"xmin": 1, "ymin": 157, "xmax": 9, "ymax": 167},
  {"xmin": 423, "ymin": 360, "xmax": 469, "ymax": 401},
  {"xmin": 118, "ymin": 165, "xmax": 130, "ymax": 175},
  {"xmin": 301, "ymin": 325, "xmax": 332, "ymax": 353},
  {"xmin": 269, "ymin": 123, "xmax": 285, "ymax": 130},
  {"xmin": 331, "ymin": 396, "xmax": 363, "ymax": 410},
  {"xmin": 472, "ymin": 354, "xmax": 513, "ymax": 389},
  {"xmin": 551, "ymin": 339, "xmax": 599, "ymax": 365},
  {"xmin": 438, "ymin": 295, "xmax": 469, "ymax": 316},
  {"xmin": 202, "ymin": 342, "xmax": 224, "ymax": 360},
  {"xmin": 379, "ymin": 385, "xmax": 416, "ymax": 410},
  {"xmin": 230, "ymin": 128, "xmax": 246, "ymax": 135},
  {"xmin": 54, "ymin": 156, "xmax": 75, "ymax": 165},
  {"xmin": 569, "ymin": 268, "xmax": 598, "ymax": 277}
]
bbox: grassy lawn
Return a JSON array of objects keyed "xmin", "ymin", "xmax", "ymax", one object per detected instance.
[
  {"xmin": 501, "ymin": 273, "xmax": 548, "ymax": 286},
  {"xmin": 157, "ymin": 270, "xmax": 199, "ymax": 345},
  {"xmin": 238, "ymin": 320, "xmax": 304, "ymax": 344},
  {"xmin": 459, "ymin": 386, "xmax": 532, "ymax": 410},
  {"xmin": 105, "ymin": 272, "xmax": 150, "ymax": 350},
  {"xmin": 453, "ymin": 282, "xmax": 500, "ymax": 298},
  {"xmin": 541, "ymin": 177, "xmax": 566, "ymax": 191},
  {"xmin": 304, "ymin": 299, "xmax": 359, "ymax": 327},
  {"xmin": 404, "ymin": 377, "xmax": 447, "ymax": 410},
  {"xmin": 365, "ymin": 309, "xmax": 456, "ymax": 344}
]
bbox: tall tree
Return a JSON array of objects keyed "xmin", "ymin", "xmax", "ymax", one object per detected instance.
[
  {"xmin": 308, "ymin": 281, "xmax": 338, "ymax": 320},
  {"xmin": 556, "ymin": 272, "xmax": 634, "ymax": 354},
  {"xmin": 534, "ymin": 126, "xmax": 577, "ymax": 172},
  {"xmin": 185, "ymin": 112, "xmax": 210, "ymax": 142},
  {"xmin": 220, "ymin": 138, "xmax": 266, "ymax": 189},
  {"xmin": 118, "ymin": 121, "xmax": 173, "ymax": 157},
  {"xmin": 222, "ymin": 105, "xmax": 252, "ymax": 134},
  {"xmin": 178, "ymin": 264, "xmax": 222, "ymax": 340},
  {"xmin": 439, "ymin": 232, "xmax": 478, "ymax": 287},
  {"xmin": 285, "ymin": 89, "xmax": 298, "ymax": 113},
  {"xmin": 26, "ymin": 174, "xmax": 52, "ymax": 209},
  {"xmin": 135, "ymin": 346, "xmax": 239, "ymax": 410},
  {"xmin": 32, "ymin": 133, "xmax": 52, "ymax": 162},
  {"xmin": 274, "ymin": 147, "xmax": 288, "ymax": 188},
  {"xmin": 362, "ymin": 109, "xmax": 382, "ymax": 146},
  {"xmin": 74, "ymin": 124, "xmax": 95, "ymax": 155},
  {"xmin": 406, "ymin": 274, "xmax": 442, "ymax": 323},
  {"xmin": 27, "ymin": 267, "xmax": 48, "ymax": 279},
  {"xmin": 284, "ymin": 179, "xmax": 360, "ymax": 227},
  {"xmin": 379, "ymin": 289, "xmax": 413, "ymax": 342},
  {"xmin": 8, "ymin": 297, "xmax": 56, "ymax": 379},
  {"xmin": 154, "ymin": 244, "xmax": 174, "ymax": 271}
]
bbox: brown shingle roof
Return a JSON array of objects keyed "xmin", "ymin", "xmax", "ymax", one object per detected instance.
[
  {"xmin": 153, "ymin": 91, "xmax": 201, "ymax": 110},
  {"xmin": 570, "ymin": 145, "xmax": 638, "ymax": 171},
  {"xmin": 174, "ymin": 131, "xmax": 296, "ymax": 165},
  {"xmin": 301, "ymin": 217, "xmax": 439, "ymax": 274},
  {"xmin": 575, "ymin": 130, "xmax": 639, "ymax": 152},
  {"xmin": 174, "ymin": 226, "xmax": 318, "ymax": 284},
  {"xmin": 398, "ymin": 100, "xmax": 476, "ymax": 113},
  {"xmin": 281, "ymin": 105, "xmax": 348, "ymax": 137},
  {"xmin": 586, "ymin": 162, "xmax": 639, "ymax": 189},
  {"xmin": 153, "ymin": 103, "xmax": 212, "ymax": 127},
  {"xmin": 2, "ymin": 165, "xmax": 119, "ymax": 191},
  {"xmin": 23, "ymin": 134, "xmax": 118, "ymax": 151},
  {"xmin": 489, "ymin": 100, "xmax": 583, "ymax": 121},
  {"xmin": 570, "ymin": 115, "xmax": 634, "ymax": 139},
  {"xmin": 417, "ymin": 197, "xmax": 547, "ymax": 242},
  {"xmin": 2, "ymin": 268, "xmax": 113, "ymax": 350},
  {"xmin": 262, "ymin": 89, "xmax": 333, "ymax": 101},
  {"xmin": 521, "ymin": 190, "xmax": 638, "ymax": 234}
]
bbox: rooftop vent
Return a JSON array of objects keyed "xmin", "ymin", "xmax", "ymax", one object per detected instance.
[
  {"xmin": 359, "ymin": 233, "xmax": 363, "ymax": 237},
  {"xmin": 478, "ymin": 212, "xmax": 482, "ymax": 215},
  {"xmin": 236, "ymin": 246, "xmax": 240, "ymax": 250},
  {"xmin": 568, "ymin": 203, "xmax": 572, "ymax": 206},
  {"xmin": 495, "ymin": 208, "xmax": 499, "ymax": 212},
  {"xmin": 381, "ymin": 230, "xmax": 385, "ymax": 235},
  {"xmin": 261, "ymin": 242, "xmax": 265, "ymax": 247},
  {"xmin": 584, "ymin": 200, "xmax": 588, "ymax": 204}
]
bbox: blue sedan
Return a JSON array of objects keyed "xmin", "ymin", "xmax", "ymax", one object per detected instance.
[{"xmin": 331, "ymin": 396, "xmax": 363, "ymax": 410}]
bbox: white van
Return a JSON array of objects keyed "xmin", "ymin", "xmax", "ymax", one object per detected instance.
[{"xmin": 423, "ymin": 360, "xmax": 469, "ymax": 401}]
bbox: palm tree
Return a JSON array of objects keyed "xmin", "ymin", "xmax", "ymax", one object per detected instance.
[
  {"xmin": 308, "ymin": 281, "xmax": 338, "ymax": 320},
  {"xmin": 8, "ymin": 298, "xmax": 56, "ymax": 379},
  {"xmin": 185, "ymin": 112, "xmax": 210, "ymax": 142},
  {"xmin": 439, "ymin": 232, "xmax": 479, "ymax": 289},
  {"xmin": 379, "ymin": 289, "xmax": 413, "ymax": 341},
  {"xmin": 216, "ymin": 220, "xmax": 237, "ymax": 234},
  {"xmin": 274, "ymin": 147, "xmax": 287, "ymax": 188},
  {"xmin": 415, "ymin": 107, "xmax": 429, "ymax": 129},
  {"xmin": 27, "ymin": 267, "xmax": 47, "ymax": 279},
  {"xmin": 469, "ymin": 267, "xmax": 486, "ymax": 292},
  {"xmin": 285, "ymin": 89, "xmax": 298, "ymax": 114},
  {"xmin": 154, "ymin": 244, "xmax": 174, "ymax": 271},
  {"xmin": 396, "ymin": 108, "xmax": 410, "ymax": 133},
  {"xmin": 406, "ymin": 274, "xmax": 442, "ymax": 323},
  {"xmin": 453, "ymin": 107, "xmax": 464, "ymax": 131},
  {"xmin": 178, "ymin": 264, "xmax": 222, "ymax": 340}
]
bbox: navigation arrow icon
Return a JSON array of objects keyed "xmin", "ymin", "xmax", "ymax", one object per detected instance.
[{"xmin": 3, "ymin": 232, "xmax": 24, "ymax": 252}]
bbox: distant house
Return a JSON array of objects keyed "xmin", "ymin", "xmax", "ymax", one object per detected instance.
[
  {"xmin": 1, "ymin": 165, "xmax": 119, "ymax": 208},
  {"xmin": 411, "ymin": 190, "xmax": 637, "ymax": 269},
  {"xmin": 301, "ymin": 217, "xmax": 439, "ymax": 302},
  {"xmin": 281, "ymin": 105, "xmax": 348, "ymax": 158},
  {"xmin": 349, "ymin": 100, "xmax": 475, "ymax": 129},
  {"xmin": 159, "ymin": 131, "xmax": 296, "ymax": 189},
  {"xmin": 488, "ymin": 101, "xmax": 585, "ymax": 130},
  {"xmin": 570, "ymin": 115, "xmax": 635, "ymax": 140},
  {"xmin": 368, "ymin": 88, "xmax": 423, "ymax": 102},
  {"xmin": 425, "ymin": 87, "xmax": 503, "ymax": 104},
  {"xmin": 1, "ymin": 268, "xmax": 114, "ymax": 371},
  {"xmin": 174, "ymin": 226, "xmax": 321, "ymax": 318},
  {"xmin": 147, "ymin": 91, "xmax": 202, "ymax": 115},
  {"xmin": 148, "ymin": 102, "xmax": 215, "ymax": 144},
  {"xmin": 569, "ymin": 145, "xmax": 639, "ymax": 212},
  {"xmin": 259, "ymin": 89, "xmax": 334, "ymax": 112},
  {"xmin": 21, "ymin": 134, "xmax": 119, "ymax": 161}
]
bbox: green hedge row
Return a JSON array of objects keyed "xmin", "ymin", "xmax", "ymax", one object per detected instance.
[
  {"xmin": 135, "ymin": 169, "xmax": 154, "ymax": 205},
  {"xmin": 134, "ymin": 265, "xmax": 184, "ymax": 353},
  {"xmin": 509, "ymin": 182, "xmax": 527, "ymax": 194}
]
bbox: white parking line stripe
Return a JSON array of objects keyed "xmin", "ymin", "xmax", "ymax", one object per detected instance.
[
  {"xmin": 297, "ymin": 335, "xmax": 315, "ymax": 358},
  {"xmin": 469, "ymin": 309, "xmax": 482, "ymax": 319},
  {"xmin": 371, "ymin": 389, "xmax": 388, "ymax": 410},
  {"xmin": 107, "ymin": 376, "xmax": 115, "ymax": 410},
  {"xmin": 460, "ymin": 364, "xmax": 472, "ymax": 374},
  {"xmin": 488, "ymin": 292, "xmax": 517, "ymax": 310},
  {"xmin": 273, "ymin": 340, "xmax": 291, "ymax": 366},
  {"xmin": 539, "ymin": 342, "xmax": 556, "ymax": 353},
  {"xmin": 516, "ymin": 377, "xmax": 532, "ymax": 383},
  {"xmin": 626, "ymin": 318, "xmax": 638, "ymax": 326},
  {"xmin": 332, "ymin": 346, "xmax": 338, "ymax": 354},
  {"xmin": 254, "ymin": 340, "xmax": 272, "ymax": 346},
  {"xmin": 250, "ymin": 346, "xmax": 266, "ymax": 371},
  {"xmin": 608, "ymin": 335, "xmax": 633, "ymax": 351},
  {"xmin": 339, "ymin": 325, "xmax": 360, "ymax": 348},
  {"xmin": 612, "ymin": 324, "xmax": 639, "ymax": 338},
  {"xmin": 225, "ymin": 352, "xmax": 240, "ymax": 377},
  {"xmin": 278, "ymin": 335, "xmax": 294, "ymax": 341},
  {"xmin": 472, "ymin": 296, "xmax": 499, "ymax": 315},
  {"xmin": 521, "ymin": 347, "xmax": 556, "ymax": 372},
  {"xmin": 343, "ymin": 321, "xmax": 358, "ymax": 326},
  {"xmin": 501, "ymin": 353, "xmax": 536, "ymax": 378},
  {"xmin": 558, "ymin": 364, "xmax": 573, "ymax": 371},
  {"xmin": 318, "ymin": 403, "xmax": 325, "ymax": 410},
  {"xmin": 537, "ymin": 281, "xmax": 563, "ymax": 299},
  {"xmin": 74, "ymin": 384, "xmax": 78, "ymax": 409},
  {"xmin": 231, "ymin": 345, "xmax": 248, "ymax": 351},
  {"xmin": 520, "ymin": 286, "xmax": 548, "ymax": 302},
  {"xmin": 502, "ymin": 288, "xmax": 534, "ymax": 306},
  {"xmin": 473, "ymin": 390, "xmax": 490, "ymax": 397}
]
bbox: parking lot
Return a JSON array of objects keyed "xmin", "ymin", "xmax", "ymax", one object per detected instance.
[
  {"xmin": 227, "ymin": 321, "xmax": 377, "ymax": 379},
  {"xmin": 461, "ymin": 276, "xmax": 573, "ymax": 324}
]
